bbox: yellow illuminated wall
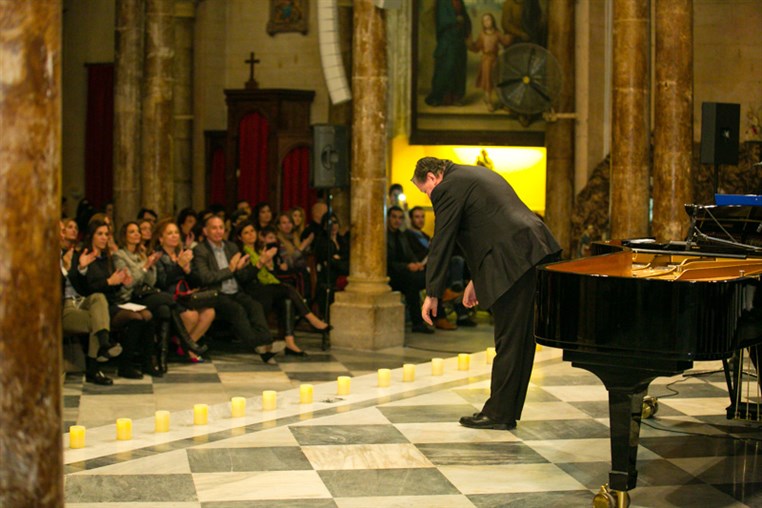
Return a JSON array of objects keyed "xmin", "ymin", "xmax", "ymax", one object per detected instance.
[{"xmin": 388, "ymin": 135, "xmax": 547, "ymax": 234}]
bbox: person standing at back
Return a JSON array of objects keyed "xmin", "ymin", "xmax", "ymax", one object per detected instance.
[{"xmin": 412, "ymin": 156, "xmax": 561, "ymax": 430}]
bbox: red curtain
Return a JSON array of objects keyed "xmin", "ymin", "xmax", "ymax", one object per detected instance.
[
  {"xmin": 209, "ymin": 147, "xmax": 226, "ymax": 205},
  {"xmin": 84, "ymin": 63, "xmax": 114, "ymax": 209},
  {"xmin": 281, "ymin": 145, "xmax": 317, "ymax": 212},
  {"xmin": 238, "ymin": 112, "xmax": 269, "ymax": 204}
]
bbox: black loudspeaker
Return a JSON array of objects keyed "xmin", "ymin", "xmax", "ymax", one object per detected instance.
[
  {"xmin": 700, "ymin": 102, "xmax": 740, "ymax": 165},
  {"xmin": 311, "ymin": 124, "xmax": 349, "ymax": 188}
]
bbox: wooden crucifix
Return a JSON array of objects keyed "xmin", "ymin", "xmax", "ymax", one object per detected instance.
[{"xmin": 244, "ymin": 52, "xmax": 260, "ymax": 89}]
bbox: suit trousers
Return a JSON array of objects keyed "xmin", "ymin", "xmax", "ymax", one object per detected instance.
[
  {"xmin": 213, "ymin": 292, "xmax": 273, "ymax": 350},
  {"xmin": 481, "ymin": 265, "xmax": 538, "ymax": 423},
  {"xmin": 62, "ymin": 294, "xmax": 110, "ymax": 358}
]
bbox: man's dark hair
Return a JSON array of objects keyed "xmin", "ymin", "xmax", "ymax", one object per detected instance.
[
  {"xmin": 389, "ymin": 183, "xmax": 403, "ymax": 195},
  {"xmin": 203, "ymin": 213, "xmax": 224, "ymax": 227},
  {"xmin": 412, "ymin": 157, "xmax": 449, "ymax": 183},
  {"xmin": 408, "ymin": 206, "xmax": 424, "ymax": 221},
  {"xmin": 387, "ymin": 205, "xmax": 404, "ymax": 218},
  {"xmin": 137, "ymin": 208, "xmax": 158, "ymax": 221}
]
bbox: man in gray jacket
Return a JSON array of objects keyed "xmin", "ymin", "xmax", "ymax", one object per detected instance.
[{"xmin": 192, "ymin": 215, "xmax": 284, "ymax": 364}]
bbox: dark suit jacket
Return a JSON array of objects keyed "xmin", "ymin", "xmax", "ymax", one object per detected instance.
[
  {"xmin": 387, "ymin": 229, "xmax": 419, "ymax": 277},
  {"xmin": 426, "ymin": 162, "xmax": 561, "ymax": 309},
  {"xmin": 403, "ymin": 229, "xmax": 430, "ymax": 262},
  {"xmin": 191, "ymin": 239, "xmax": 256, "ymax": 291}
]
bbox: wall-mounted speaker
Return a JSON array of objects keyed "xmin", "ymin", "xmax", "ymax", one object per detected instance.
[
  {"xmin": 311, "ymin": 124, "xmax": 349, "ymax": 188},
  {"xmin": 700, "ymin": 102, "xmax": 740, "ymax": 165}
]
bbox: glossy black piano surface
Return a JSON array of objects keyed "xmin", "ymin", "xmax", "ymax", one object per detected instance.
[{"xmin": 533, "ymin": 204, "xmax": 762, "ymax": 496}]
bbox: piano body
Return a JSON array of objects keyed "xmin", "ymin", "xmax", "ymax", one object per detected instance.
[{"xmin": 535, "ymin": 202, "xmax": 762, "ymax": 503}]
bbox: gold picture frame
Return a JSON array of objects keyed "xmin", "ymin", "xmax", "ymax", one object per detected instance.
[{"xmin": 267, "ymin": 0, "xmax": 309, "ymax": 35}]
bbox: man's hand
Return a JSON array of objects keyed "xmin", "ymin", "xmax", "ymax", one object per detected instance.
[
  {"xmin": 421, "ymin": 296, "xmax": 438, "ymax": 326},
  {"xmin": 407, "ymin": 262, "xmax": 425, "ymax": 272},
  {"xmin": 463, "ymin": 280, "xmax": 478, "ymax": 308}
]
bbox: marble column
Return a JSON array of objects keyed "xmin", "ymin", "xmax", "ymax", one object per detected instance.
[
  {"xmin": 141, "ymin": 0, "xmax": 175, "ymax": 218},
  {"xmin": 610, "ymin": 0, "xmax": 650, "ymax": 239},
  {"xmin": 173, "ymin": 1, "xmax": 194, "ymax": 211},
  {"xmin": 331, "ymin": 0, "xmax": 403, "ymax": 350},
  {"xmin": 545, "ymin": 0, "xmax": 575, "ymax": 257},
  {"xmin": 114, "ymin": 0, "xmax": 145, "ymax": 228},
  {"xmin": 0, "ymin": 2, "xmax": 64, "ymax": 506},
  {"xmin": 652, "ymin": 0, "xmax": 692, "ymax": 242}
]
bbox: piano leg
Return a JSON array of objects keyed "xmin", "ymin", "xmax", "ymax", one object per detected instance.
[{"xmin": 565, "ymin": 351, "xmax": 691, "ymax": 498}]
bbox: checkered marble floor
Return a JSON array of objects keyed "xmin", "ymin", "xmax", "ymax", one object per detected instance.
[{"xmin": 62, "ymin": 327, "xmax": 762, "ymax": 507}]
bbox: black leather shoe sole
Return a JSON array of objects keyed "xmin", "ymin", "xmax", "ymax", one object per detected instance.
[{"xmin": 118, "ymin": 368, "xmax": 144, "ymax": 380}]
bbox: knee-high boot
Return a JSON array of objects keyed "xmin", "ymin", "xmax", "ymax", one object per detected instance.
[
  {"xmin": 170, "ymin": 309, "xmax": 208, "ymax": 355},
  {"xmin": 157, "ymin": 319, "xmax": 171, "ymax": 373}
]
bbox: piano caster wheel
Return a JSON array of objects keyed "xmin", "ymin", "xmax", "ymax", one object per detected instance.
[{"xmin": 642, "ymin": 395, "xmax": 659, "ymax": 419}]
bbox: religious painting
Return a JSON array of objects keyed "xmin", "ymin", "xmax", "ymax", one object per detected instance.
[
  {"xmin": 267, "ymin": 0, "xmax": 308, "ymax": 35},
  {"xmin": 411, "ymin": 0, "xmax": 551, "ymax": 146}
]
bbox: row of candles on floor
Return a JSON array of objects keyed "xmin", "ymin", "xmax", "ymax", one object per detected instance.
[{"xmin": 67, "ymin": 348, "xmax": 497, "ymax": 449}]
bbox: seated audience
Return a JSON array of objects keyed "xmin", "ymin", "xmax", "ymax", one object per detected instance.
[
  {"xmin": 138, "ymin": 218, "xmax": 153, "ymax": 250},
  {"xmin": 153, "ymin": 219, "xmax": 215, "ymax": 363},
  {"xmin": 275, "ymin": 211, "xmax": 311, "ymax": 297},
  {"xmin": 137, "ymin": 207, "xmax": 158, "ymax": 225},
  {"xmin": 114, "ymin": 222, "xmax": 207, "ymax": 372},
  {"xmin": 61, "ymin": 218, "xmax": 80, "ymax": 250},
  {"xmin": 238, "ymin": 223, "xmax": 331, "ymax": 356},
  {"xmin": 176, "ymin": 207, "xmax": 198, "ymax": 249},
  {"xmin": 300, "ymin": 201, "xmax": 328, "ymax": 248},
  {"xmin": 191, "ymin": 215, "xmax": 285, "ymax": 364},
  {"xmin": 386, "ymin": 206, "xmax": 457, "ymax": 333},
  {"xmin": 60, "ymin": 221, "xmax": 121, "ymax": 385},
  {"xmin": 69, "ymin": 220, "xmax": 156, "ymax": 379},
  {"xmin": 252, "ymin": 201, "xmax": 274, "ymax": 232}
]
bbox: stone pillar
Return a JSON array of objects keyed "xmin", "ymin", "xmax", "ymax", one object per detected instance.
[
  {"xmin": 330, "ymin": 0, "xmax": 403, "ymax": 350},
  {"xmin": 141, "ymin": 0, "xmax": 175, "ymax": 218},
  {"xmin": 0, "ymin": 2, "xmax": 64, "ymax": 506},
  {"xmin": 652, "ymin": 0, "xmax": 692, "ymax": 242},
  {"xmin": 114, "ymin": 0, "xmax": 145, "ymax": 228},
  {"xmin": 610, "ymin": 0, "xmax": 650, "ymax": 239},
  {"xmin": 545, "ymin": 0, "xmax": 575, "ymax": 257},
  {"xmin": 173, "ymin": 0, "xmax": 194, "ymax": 211}
]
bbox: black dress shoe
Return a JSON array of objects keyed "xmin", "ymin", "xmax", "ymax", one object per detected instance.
[
  {"xmin": 259, "ymin": 352, "xmax": 277, "ymax": 365},
  {"xmin": 85, "ymin": 370, "xmax": 113, "ymax": 386},
  {"xmin": 142, "ymin": 363, "xmax": 163, "ymax": 377},
  {"xmin": 285, "ymin": 347, "xmax": 308, "ymax": 357},
  {"xmin": 411, "ymin": 324, "xmax": 435, "ymax": 334},
  {"xmin": 117, "ymin": 367, "xmax": 144, "ymax": 379},
  {"xmin": 459, "ymin": 412, "xmax": 516, "ymax": 430}
]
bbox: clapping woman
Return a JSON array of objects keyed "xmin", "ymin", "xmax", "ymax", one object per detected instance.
[
  {"xmin": 153, "ymin": 219, "xmax": 215, "ymax": 363},
  {"xmin": 71, "ymin": 220, "xmax": 156, "ymax": 379},
  {"xmin": 238, "ymin": 223, "xmax": 331, "ymax": 356},
  {"xmin": 114, "ymin": 221, "xmax": 207, "ymax": 372}
]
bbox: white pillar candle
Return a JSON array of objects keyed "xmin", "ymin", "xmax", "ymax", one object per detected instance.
[
  {"xmin": 431, "ymin": 358, "xmax": 444, "ymax": 376},
  {"xmin": 155, "ymin": 410, "xmax": 170, "ymax": 432},
  {"xmin": 457, "ymin": 353, "xmax": 471, "ymax": 371},
  {"xmin": 193, "ymin": 404, "xmax": 208, "ymax": 425},
  {"xmin": 337, "ymin": 376, "xmax": 351, "ymax": 395},
  {"xmin": 116, "ymin": 418, "xmax": 132, "ymax": 440},
  {"xmin": 377, "ymin": 368, "xmax": 391, "ymax": 387},
  {"xmin": 231, "ymin": 397, "xmax": 246, "ymax": 418},
  {"xmin": 262, "ymin": 390, "xmax": 277, "ymax": 410},
  {"xmin": 402, "ymin": 363, "xmax": 416, "ymax": 382},
  {"xmin": 69, "ymin": 425, "xmax": 86, "ymax": 448},
  {"xmin": 299, "ymin": 384, "xmax": 314, "ymax": 404}
]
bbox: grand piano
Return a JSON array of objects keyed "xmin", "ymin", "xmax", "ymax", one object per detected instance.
[{"xmin": 535, "ymin": 200, "xmax": 762, "ymax": 506}]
